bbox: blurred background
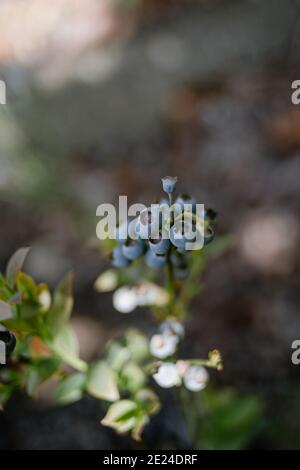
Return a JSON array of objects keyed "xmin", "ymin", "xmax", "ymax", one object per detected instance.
[{"xmin": 1, "ymin": 0, "xmax": 300, "ymax": 450}]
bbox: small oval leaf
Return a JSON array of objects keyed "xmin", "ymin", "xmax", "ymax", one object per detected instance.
[
  {"xmin": 6, "ymin": 247, "xmax": 31, "ymax": 284},
  {"xmin": 87, "ymin": 361, "xmax": 119, "ymax": 402},
  {"xmin": 54, "ymin": 372, "xmax": 86, "ymax": 405},
  {"xmin": 49, "ymin": 325, "xmax": 87, "ymax": 372}
]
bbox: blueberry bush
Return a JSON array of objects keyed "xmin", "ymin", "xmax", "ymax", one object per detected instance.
[{"xmin": 0, "ymin": 176, "xmax": 231, "ymax": 444}]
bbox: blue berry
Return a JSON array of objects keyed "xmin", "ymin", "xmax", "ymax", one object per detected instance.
[
  {"xmin": 176, "ymin": 246, "xmax": 187, "ymax": 255},
  {"xmin": 145, "ymin": 249, "xmax": 167, "ymax": 268},
  {"xmin": 159, "ymin": 197, "xmax": 170, "ymax": 207},
  {"xmin": 149, "ymin": 231, "xmax": 171, "ymax": 255},
  {"xmin": 122, "ymin": 238, "xmax": 145, "ymax": 260},
  {"xmin": 115, "ymin": 221, "xmax": 129, "ymax": 243},
  {"xmin": 205, "ymin": 208, "xmax": 217, "ymax": 223},
  {"xmin": 204, "ymin": 226, "xmax": 214, "ymax": 245},
  {"xmin": 137, "ymin": 206, "xmax": 161, "ymax": 239},
  {"xmin": 172, "ymin": 252, "xmax": 189, "ymax": 278},
  {"xmin": 174, "ymin": 266, "xmax": 190, "ymax": 280},
  {"xmin": 159, "ymin": 319, "xmax": 184, "ymax": 338},
  {"xmin": 203, "ymin": 208, "xmax": 216, "ymax": 245},
  {"xmin": 170, "ymin": 250, "xmax": 187, "ymax": 268},
  {"xmin": 175, "ymin": 194, "xmax": 196, "ymax": 214},
  {"xmin": 161, "ymin": 176, "xmax": 178, "ymax": 194},
  {"xmin": 112, "ymin": 245, "xmax": 131, "ymax": 268},
  {"xmin": 169, "ymin": 220, "xmax": 196, "ymax": 250}
]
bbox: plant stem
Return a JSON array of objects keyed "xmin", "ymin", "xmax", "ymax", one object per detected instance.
[
  {"xmin": 165, "ymin": 192, "xmax": 177, "ymax": 314},
  {"xmin": 166, "ymin": 251, "xmax": 176, "ymax": 313},
  {"xmin": 178, "ymin": 387, "xmax": 196, "ymax": 447},
  {"xmin": 168, "ymin": 191, "xmax": 175, "ymax": 223}
]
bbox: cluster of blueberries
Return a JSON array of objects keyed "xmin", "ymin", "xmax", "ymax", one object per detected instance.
[{"xmin": 112, "ymin": 176, "xmax": 216, "ymax": 279}]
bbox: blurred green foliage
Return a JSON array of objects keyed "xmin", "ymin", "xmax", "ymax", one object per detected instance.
[{"xmin": 181, "ymin": 386, "xmax": 263, "ymax": 450}]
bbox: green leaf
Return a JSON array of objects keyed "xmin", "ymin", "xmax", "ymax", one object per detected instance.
[
  {"xmin": 46, "ymin": 272, "xmax": 74, "ymax": 335},
  {"xmin": 19, "ymin": 301, "xmax": 41, "ymax": 320},
  {"xmin": 25, "ymin": 357, "xmax": 61, "ymax": 397},
  {"xmin": 49, "ymin": 325, "xmax": 87, "ymax": 372},
  {"xmin": 6, "ymin": 247, "xmax": 31, "ymax": 285},
  {"xmin": 106, "ymin": 342, "xmax": 131, "ymax": 371},
  {"xmin": 132, "ymin": 415, "xmax": 149, "ymax": 441},
  {"xmin": 0, "ymin": 276, "xmax": 14, "ymax": 303},
  {"xmin": 101, "ymin": 400, "xmax": 138, "ymax": 427},
  {"xmin": 125, "ymin": 329, "xmax": 149, "ymax": 362},
  {"xmin": 101, "ymin": 400, "xmax": 149, "ymax": 440},
  {"xmin": 204, "ymin": 235, "xmax": 234, "ymax": 259},
  {"xmin": 16, "ymin": 272, "xmax": 37, "ymax": 300},
  {"xmin": 121, "ymin": 362, "xmax": 145, "ymax": 393},
  {"xmin": 54, "ymin": 372, "xmax": 86, "ymax": 405},
  {"xmin": 26, "ymin": 364, "xmax": 50, "ymax": 394},
  {"xmin": 0, "ymin": 300, "xmax": 13, "ymax": 321},
  {"xmin": 196, "ymin": 388, "xmax": 262, "ymax": 450},
  {"xmin": 87, "ymin": 361, "xmax": 119, "ymax": 402},
  {"xmin": 8, "ymin": 291, "xmax": 23, "ymax": 305},
  {"xmin": 135, "ymin": 388, "xmax": 161, "ymax": 415},
  {"xmin": 0, "ymin": 383, "xmax": 13, "ymax": 409}
]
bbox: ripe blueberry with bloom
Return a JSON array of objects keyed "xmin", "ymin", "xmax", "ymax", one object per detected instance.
[
  {"xmin": 174, "ymin": 265, "xmax": 190, "ymax": 280},
  {"xmin": 204, "ymin": 225, "xmax": 214, "ymax": 246},
  {"xmin": 112, "ymin": 245, "xmax": 131, "ymax": 268},
  {"xmin": 169, "ymin": 219, "xmax": 197, "ymax": 250},
  {"xmin": 145, "ymin": 249, "xmax": 167, "ymax": 268},
  {"xmin": 110, "ymin": 175, "xmax": 216, "ymax": 270},
  {"xmin": 149, "ymin": 231, "xmax": 171, "ymax": 255},
  {"xmin": 136, "ymin": 206, "xmax": 161, "ymax": 239},
  {"xmin": 161, "ymin": 176, "xmax": 178, "ymax": 194},
  {"xmin": 170, "ymin": 250, "xmax": 187, "ymax": 268},
  {"xmin": 115, "ymin": 221, "xmax": 129, "ymax": 242},
  {"xmin": 122, "ymin": 238, "xmax": 145, "ymax": 260},
  {"xmin": 175, "ymin": 193, "xmax": 197, "ymax": 213}
]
